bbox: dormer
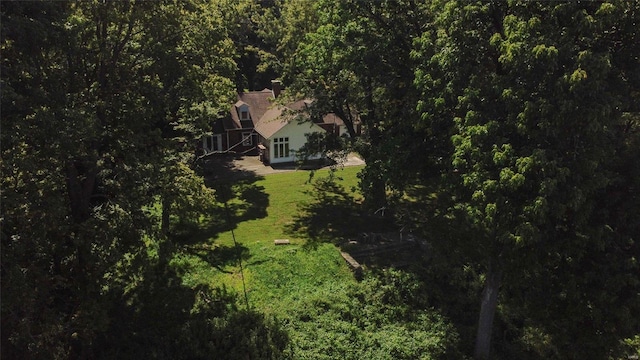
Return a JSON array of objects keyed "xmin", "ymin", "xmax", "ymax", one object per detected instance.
[{"xmin": 235, "ymin": 100, "xmax": 252, "ymax": 128}]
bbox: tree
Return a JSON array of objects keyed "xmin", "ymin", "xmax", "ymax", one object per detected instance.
[
  {"xmin": 1, "ymin": 1, "xmax": 236, "ymax": 357},
  {"xmin": 288, "ymin": 0, "xmax": 431, "ymax": 209},
  {"xmin": 148, "ymin": 0, "xmax": 236, "ymax": 237},
  {"xmin": 254, "ymin": 0, "xmax": 320, "ymax": 86},
  {"xmin": 413, "ymin": 1, "xmax": 640, "ymax": 358}
]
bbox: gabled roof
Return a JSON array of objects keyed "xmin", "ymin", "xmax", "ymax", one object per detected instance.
[
  {"xmin": 286, "ymin": 99, "xmax": 310, "ymax": 112},
  {"xmin": 220, "ymin": 83, "xmax": 349, "ymax": 138},
  {"xmin": 228, "ymin": 89, "xmax": 275, "ymax": 129},
  {"xmin": 254, "ymin": 107, "xmax": 288, "ymax": 139},
  {"xmin": 254, "ymin": 100, "xmax": 321, "ymax": 139}
]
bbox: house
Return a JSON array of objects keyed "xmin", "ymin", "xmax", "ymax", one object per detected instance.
[
  {"xmin": 254, "ymin": 99, "xmax": 328, "ymax": 164},
  {"xmin": 201, "ymin": 80, "xmax": 359, "ymax": 165}
]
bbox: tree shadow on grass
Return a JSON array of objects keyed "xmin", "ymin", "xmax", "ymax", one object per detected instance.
[
  {"xmin": 285, "ymin": 177, "xmax": 396, "ymax": 247},
  {"xmin": 206, "ymin": 173, "xmax": 269, "ymax": 227},
  {"xmin": 207, "ymin": 178, "xmax": 271, "ymax": 226},
  {"xmin": 171, "ymin": 167, "xmax": 269, "ymax": 247},
  {"xmin": 284, "ymin": 176, "xmax": 425, "ymax": 278},
  {"xmin": 96, "ymin": 252, "xmax": 290, "ymax": 359},
  {"xmin": 187, "ymin": 243, "xmax": 251, "ymax": 274},
  {"xmin": 169, "ymin": 206, "xmax": 230, "ymax": 245}
]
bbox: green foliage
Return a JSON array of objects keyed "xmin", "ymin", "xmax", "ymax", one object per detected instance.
[
  {"xmin": 172, "ymin": 166, "xmax": 467, "ymax": 358},
  {"xmin": 197, "ymin": 168, "xmax": 462, "ymax": 358},
  {"xmin": 254, "ymin": 0, "xmax": 320, "ymax": 85},
  {"xmin": 285, "ymin": 269, "xmax": 463, "ymax": 360},
  {"xmin": 288, "ymin": 0, "xmax": 433, "ymax": 208},
  {"xmin": 296, "ymin": 131, "xmax": 349, "ymax": 167},
  {"xmin": 4, "ymin": 1, "xmax": 638, "ymax": 359},
  {"xmin": 411, "ymin": 1, "xmax": 640, "ymax": 358},
  {"xmin": 614, "ymin": 335, "xmax": 640, "ymax": 360},
  {"xmin": 98, "ymin": 260, "xmax": 291, "ymax": 360},
  {"xmin": 1, "ymin": 1, "xmax": 238, "ymax": 357},
  {"xmin": 160, "ymin": 162, "xmax": 218, "ymax": 237}
]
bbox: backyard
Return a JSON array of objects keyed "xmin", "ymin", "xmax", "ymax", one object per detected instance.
[
  {"xmin": 179, "ymin": 165, "xmax": 362, "ymax": 313},
  {"xmin": 165, "ymin": 162, "xmax": 462, "ymax": 359}
]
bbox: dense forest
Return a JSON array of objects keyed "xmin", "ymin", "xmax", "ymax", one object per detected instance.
[{"xmin": 2, "ymin": 0, "xmax": 639, "ymax": 359}]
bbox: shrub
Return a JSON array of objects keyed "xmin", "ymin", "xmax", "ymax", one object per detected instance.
[{"xmin": 285, "ymin": 269, "xmax": 464, "ymax": 360}]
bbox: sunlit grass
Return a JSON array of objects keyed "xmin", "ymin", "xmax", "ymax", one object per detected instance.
[{"xmin": 175, "ymin": 166, "xmax": 364, "ymax": 315}]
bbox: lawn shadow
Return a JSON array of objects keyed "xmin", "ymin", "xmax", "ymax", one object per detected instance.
[
  {"xmin": 197, "ymin": 153, "xmax": 264, "ymax": 182},
  {"xmin": 169, "ymin": 204, "xmax": 231, "ymax": 245},
  {"xmin": 170, "ymin": 180, "xmax": 269, "ymax": 247},
  {"xmin": 285, "ymin": 177, "xmax": 436, "ymax": 274},
  {"xmin": 198, "ymin": 153, "xmax": 269, "ymax": 225},
  {"xmin": 233, "ymin": 179, "xmax": 269, "ymax": 222},
  {"xmin": 187, "ymin": 243, "xmax": 251, "ymax": 273},
  {"xmin": 96, "ymin": 247, "xmax": 289, "ymax": 359},
  {"xmin": 285, "ymin": 177, "xmax": 397, "ymax": 246},
  {"xmin": 168, "ymin": 177, "xmax": 267, "ymax": 278},
  {"xmin": 167, "ymin": 153, "xmax": 270, "ymax": 247}
]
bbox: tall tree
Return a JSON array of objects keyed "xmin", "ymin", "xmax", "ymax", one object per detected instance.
[
  {"xmin": 254, "ymin": 0, "xmax": 319, "ymax": 85},
  {"xmin": 413, "ymin": 1, "xmax": 640, "ymax": 358},
  {"xmin": 211, "ymin": 0, "xmax": 280, "ymax": 91},
  {"xmin": 1, "ymin": 1, "xmax": 235, "ymax": 357},
  {"xmin": 289, "ymin": 0, "xmax": 430, "ymax": 208}
]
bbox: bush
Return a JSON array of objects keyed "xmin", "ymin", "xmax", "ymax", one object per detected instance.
[{"xmin": 284, "ymin": 269, "xmax": 464, "ymax": 360}]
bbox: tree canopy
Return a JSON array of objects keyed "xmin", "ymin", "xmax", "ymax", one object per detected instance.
[
  {"xmin": 411, "ymin": 1, "xmax": 640, "ymax": 358},
  {"xmin": 276, "ymin": 0, "xmax": 640, "ymax": 357},
  {"xmin": 1, "ymin": 1, "xmax": 252, "ymax": 357},
  {"xmin": 2, "ymin": 0, "xmax": 639, "ymax": 358}
]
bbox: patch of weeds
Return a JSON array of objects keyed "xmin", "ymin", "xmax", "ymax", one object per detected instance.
[{"xmin": 284, "ymin": 269, "xmax": 465, "ymax": 360}]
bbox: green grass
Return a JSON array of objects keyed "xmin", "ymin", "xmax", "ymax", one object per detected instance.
[
  {"xmin": 175, "ymin": 166, "xmax": 364, "ymax": 315},
  {"xmin": 164, "ymin": 165, "xmax": 464, "ymax": 359}
]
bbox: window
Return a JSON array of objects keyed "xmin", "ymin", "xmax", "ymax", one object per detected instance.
[
  {"xmin": 242, "ymin": 132, "xmax": 253, "ymax": 146},
  {"xmin": 203, "ymin": 135, "xmax": 221, "ymax": 153},
  {"xmin": 240, "ymin": 110, "xmax": 249, "ymax": 120},
  {"xmin": 273, "ymin": 137, "xmax": 289, "ymax": 158}
]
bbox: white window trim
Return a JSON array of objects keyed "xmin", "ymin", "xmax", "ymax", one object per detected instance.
[
  {"xmin": 203, "ymin": 134, "xmax": 222, "ymax": 153},
  {"xmin": 239, "ymin": 107, "xmax": 250, "ymax": 121},
  {"xmin": 273, "ymin": 137, "xmax": 290, "ymax": 158},
  {"xmin": 242, "ymin": 132, "xmax": 253, "ymax": 146}
]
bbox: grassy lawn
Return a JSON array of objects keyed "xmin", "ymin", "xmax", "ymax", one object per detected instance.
[
  {"xmin": 162, "ymin": 164, "xmax": 464, "ymax": 359},
  {"xmin": 175, "ymin": 166, "xmax": 364, "ymax": 315}
]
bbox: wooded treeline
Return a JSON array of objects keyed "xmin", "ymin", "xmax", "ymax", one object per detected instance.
[
  {"xmin": 284, "ymin": 1, "xmax": 640, "ymax": 357},
  {"xmin": 2, "ymin": 0, "xmax": 639, "ymax": 359},
  {"xmin": 2, "ymin": 1, "xmax": 285, "ymax": 359}
]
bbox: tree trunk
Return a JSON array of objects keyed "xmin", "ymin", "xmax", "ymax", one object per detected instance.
[
  {"xmin": 333, "ymin": 100, "xmax": 357, "ymax": 140},
  {"xmin": 474, "ymin": 265, "xmax": 502, "ymax": 360},
  {"xmin": 360, "ymin": 80, "xmax": 386, "ymax": 208},
  {"xmin": 161, "ymin": 195, "xmax": 171, "ymax": 237},
  {"xmin": 66, "ymin": 160, "xmax": 97, "ymax": 224}
]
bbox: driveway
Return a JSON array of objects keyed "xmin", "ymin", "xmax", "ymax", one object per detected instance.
[
  {"xmin": 200, "ymin": 152, "xmax": 365, "ymax": 181},
  {"xmin": 232, "ymin": 153, "xmax": 365, "ymax": 176}
]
